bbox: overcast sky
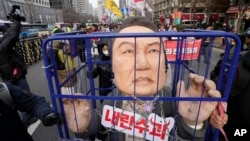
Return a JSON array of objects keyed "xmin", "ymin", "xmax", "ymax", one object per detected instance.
[{"xmin": 90, "ymin": 0, "xmax": 120, "ymax": 8}]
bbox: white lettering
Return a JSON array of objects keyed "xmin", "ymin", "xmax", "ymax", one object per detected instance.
[
  {"xmin": 234, "ymin": 129, "xmax": 247, "ymax": 136},
  {"xmin": 234, "ymin": 129, "xmax": 241, "ymax": 136}
]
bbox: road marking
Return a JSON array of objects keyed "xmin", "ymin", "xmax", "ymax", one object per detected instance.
[
  {"xmin": 28, "ymin": 105, "xmax": 53, "ymax": 135},
  {"xmin": 28, "ymin": 119, "xmax": 41, "ymax": 135}
]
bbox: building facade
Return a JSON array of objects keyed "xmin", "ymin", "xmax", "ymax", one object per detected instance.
[
  {"xmin": 0, "ymin": 0, "xmax": 63, "ymax": 23},
  {"xmin": 49, "ymin": 0, "xmax": 72, "ymax": 9},
  {"xmin": 153, "ymin": 0, "xmax": 227, "ymax": 25},
  {"xmin": 72, "ymin": 0, "xmax": 88, "ymax": 14}
]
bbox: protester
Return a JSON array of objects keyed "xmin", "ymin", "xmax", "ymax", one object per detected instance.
[
  {"xmin": 197, "ymin": 24, "xmax": 213, "ymax": 64},
  {"xmin": 159, "ymin": 24, "xmax": 166, "ymax": 31},
  {"xmin": 0, "ymin": 81, "xmax": 61, "ymax": 141},
  {"xmin": 0, "ymin": 10, "xmax": 37, "ymax": 126},
  {"xmin": 76, "ymin": 24, "xmax": 87, "ymax": 65},
  {"xmin": 222, "ymin": 22, "xmax": 230, "ymax": 46},
  {"xmin": 62, "ymin": 16, "xmax": 221, "ymax": 141},
  {"xmin": 56, "ymin": 40, "xmax": 77, "ymax": 94},
  {"xmin": 210, "ymin": 50, "xmax": 250, "ymax": 141},
  {"xmin": 86, "ymin": 43, "xmax": 113, "ymax": 103}
]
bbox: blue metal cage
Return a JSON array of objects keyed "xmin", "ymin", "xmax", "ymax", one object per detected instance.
[{"xmin": 42, "ymin": 30, "xmax": 241, "ymax": 141}]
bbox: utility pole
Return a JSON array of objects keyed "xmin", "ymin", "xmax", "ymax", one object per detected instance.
[
  {"xmin": 206, "ymin": 0, "xmax": 212, "ymax": 24},
  {"xmin": 191, "ymin": 0, "xmax": 197, "ymax": 21}
]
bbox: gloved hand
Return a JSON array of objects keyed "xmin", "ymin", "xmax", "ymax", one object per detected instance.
[
  {"xmin": 43, "ymin": 112, "xmax": 62, "ymax": 126},
  {"xmin": 8, "ymin": 13, "xmax": 26, "ymax": 22}
]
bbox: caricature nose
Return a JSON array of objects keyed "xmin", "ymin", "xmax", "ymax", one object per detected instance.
[{"xmin": 135, "ymin": 52, "xmax": 150, "ymax": 70}]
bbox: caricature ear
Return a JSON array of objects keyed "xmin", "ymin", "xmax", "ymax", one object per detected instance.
[
  {"xmin": 165, "ymin": 54, "xmax": 168, "ymax": 73},
  {"xmin": 164, "ymin": 46, "xmax": 168, "ymax": 73},
  {"xmin": 162, "ymin": 38, "xmax": 168, "ymax": 73}
]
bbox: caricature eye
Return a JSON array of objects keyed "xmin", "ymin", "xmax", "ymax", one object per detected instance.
[
  {"xmin": 122, "ymin": 49, "xmax": 134, "ymax": 54},
  {"xmin": 149, "ymin": 49, "xmax": 160, "ymax": 53}
]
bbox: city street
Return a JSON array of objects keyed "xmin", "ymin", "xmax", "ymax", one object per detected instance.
[{"xmin": 27, "ymin": 47, "xmax": 224, "ymax": 140}]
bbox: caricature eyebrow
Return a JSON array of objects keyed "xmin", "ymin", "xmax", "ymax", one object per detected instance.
[
  {"xmin": 118, "ymin": 41, "xmax": 134, "ymax": 48},
  {"xmin": 147, "ymin": 41, "xmax": 160, "ymax": 46},
  {"xmin": 118, "ymin": 41, "xmax": 160, "ymax": 48}
]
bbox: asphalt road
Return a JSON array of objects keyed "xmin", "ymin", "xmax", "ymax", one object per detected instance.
[{"xmin": 26, "ymin": 47, "xmax": 225, "ymax": 141}]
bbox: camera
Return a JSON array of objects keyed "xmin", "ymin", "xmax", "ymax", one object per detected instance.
[{"xmin": 6, "ymin": 5, "xmax": 26, "ymax": 22}]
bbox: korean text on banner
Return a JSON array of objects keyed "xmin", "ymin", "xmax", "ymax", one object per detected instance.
[
  {"xmin": 164, "ymin": 39, "xmax": 202, "ymax": 61},
  {"xmin": 105, "ymin": 0, "xmax": 123, "ymax": 18},
  {"xmin": 102, "ymin": 105, "xmax": 175, "ymax": 141}
]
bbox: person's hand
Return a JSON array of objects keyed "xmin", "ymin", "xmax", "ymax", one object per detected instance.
[
  {"xmin": 63, "ymin": 94, "xmax": 91, "ymax": 133},
  {"xmin": 177, "ymin": 73, "xmax": 221, "ymax": 125},
  {"xmin": 210, "ymin": 110, "xmax": 228, "ymax": 129},
  {"xmin": 8, "ymin": 13, "xmax": 25, "ymax": 22}
]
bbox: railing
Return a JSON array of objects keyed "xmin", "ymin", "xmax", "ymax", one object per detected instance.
[{"xmin": 14, "ymin": 37, "xmax": 45, "ymax": 65}]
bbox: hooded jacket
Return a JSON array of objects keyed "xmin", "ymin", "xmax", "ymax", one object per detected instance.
[
  {"xmin": 88, "ymin": 43, "xmax": 113, "ymax": 96},
  {"xmin": 0, "ymin": 21, "xmax": 25, "ymax": 81}
]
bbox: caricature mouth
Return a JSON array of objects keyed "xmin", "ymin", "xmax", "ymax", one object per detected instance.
[{"xmin": 133, "ymin": 77, "xmax": 153, "ymax": 85}]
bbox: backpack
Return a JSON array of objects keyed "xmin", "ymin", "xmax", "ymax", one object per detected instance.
[
  {"xmin": 47, "ymin": 42, "xmax": 66, "ymax": 70},
  {"xmin": 51, "ymin": 49, "xmax": 65, "ymax": 70}
]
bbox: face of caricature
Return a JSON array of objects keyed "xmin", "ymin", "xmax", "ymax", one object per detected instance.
[{"xmin": 112, "ymin": 26, "xmax": 166, "ymax": 96}]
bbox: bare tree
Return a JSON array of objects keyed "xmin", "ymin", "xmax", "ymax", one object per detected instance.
[{"xmin": 236, "ymin": 0, "xmax": 250, "ymax": 32}]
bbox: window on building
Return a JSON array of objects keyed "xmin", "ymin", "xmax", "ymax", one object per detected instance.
[
  {"xmin": 196, "ymin": 8, "xmax": 203, "ymax": 13},
  {"xmin": 183, "ymin": 8, "xmax": 189, "ymax": 13}
]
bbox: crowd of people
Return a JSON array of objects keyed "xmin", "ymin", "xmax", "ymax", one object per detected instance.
[
  {"xmin": 1, "ymin": 11, "xmax": 250, "ymax": 140},
  {"xmin": 47, "ymin": 17, "xmax": 250, "ymax": 141}
]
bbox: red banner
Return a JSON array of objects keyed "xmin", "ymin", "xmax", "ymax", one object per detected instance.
[
  {"xmin": 164, "ymin": 39, "xmax": 202, "ymax": 61},
  {"xmin": 211, "ymin": 13, "xmax": 219, "ymax": 20},
  {"xmin": 182, "ymin": 13, "xmax": 191, "ymax": 20},
  {"xmin": 194, "ymin": 13, "xmax": 204, "ymax": 21}
]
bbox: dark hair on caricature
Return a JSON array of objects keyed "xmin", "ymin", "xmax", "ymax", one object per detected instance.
[
  {"xmin": 111, "ymin": 16, "xmax": 160, "ymax": 54},
  {"xmin": 117, "ymin": 16, "xmax": 159, "ymax": 32}
]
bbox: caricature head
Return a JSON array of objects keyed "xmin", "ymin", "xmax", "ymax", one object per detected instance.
[{"xmin": 112, "ymin": 16, "xmax": 166, "ymax": 96}]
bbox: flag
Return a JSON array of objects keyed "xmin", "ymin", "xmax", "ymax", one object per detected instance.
[
  {"xmin": 128, "ymin": 0, "xmax": 137, "ymax": 9},
  {"xmin": 145, "ymin": 2, "xmax": 153, "ymax": 12},
  {"xmin": 105, "ymin": 0, "xmax": 123, "ymax": 18},
  {"xmin": 134, "ymin": 0, "xmax": 145, "ymax": 11},
  {"xmin": 134, "ymin": 0, "xmax": 153, "ymax": 14}
]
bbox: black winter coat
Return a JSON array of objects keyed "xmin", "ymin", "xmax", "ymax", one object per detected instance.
[
  {"xmin": 0, "ymin": 21, "xmax": 25, "ymax": 81},
  {"xmin": 88, "ymin": 43, "xmax": 113, "ymax": 97},
  {"xmin": 0, "ymin": 21, "xmax": 21, "ymax": 64}
]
